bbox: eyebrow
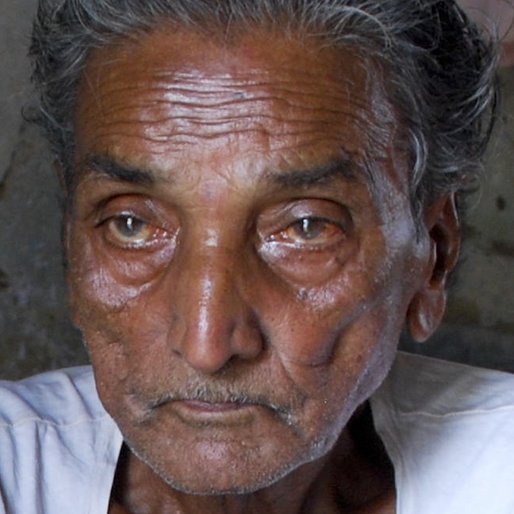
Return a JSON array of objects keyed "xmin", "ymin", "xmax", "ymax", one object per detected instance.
[
  {"xmin": 81, "ymin": 155, "xmax": 156, "ymax": 186},
  {"xmin": 79, "ymin": 152, "xmax": 366, "ymax": 192},
  {"xmin": 267, "ymin": 153, "xmax": 363, "ymax": 189}
]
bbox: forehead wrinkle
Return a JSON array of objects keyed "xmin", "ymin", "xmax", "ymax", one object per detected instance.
[
  {"xmin": 86, "ymin": 62, "xmax": 360, "ymax": 113},
  {"xmin": 108, "ymin": 63, "xmax": 352, "ymax": 94},
  {"xmin": 81, "ymin": 94, "xmax": 374, "ymax": 149},
  {"xmin": 91, "ymin": 84, "xmax": 353, "ymax": 119},
  {"xmin": 81, "ymin": 96, "xmax": 350, "ymax": 134},
  {"xmin": 77, "ymin": 33, "xmax": 400, "ymax": 199},
  {"xmin": 88, "ymin": 108, "xmax": 349, "ymax": 127},
  {"xmin": 81, "ymin": 28, "xmax": 386, "ymax": 128},
  {"xmin": 81, "ymin": 64, "xmax": 378, "ymax": 149},
  {"xmin": 81, "ymin": 95, "xmax": 358, "ymax": 146},
  {"xmin": 82, "ymin": 127, "xmax": 348, "ymax": 149}
]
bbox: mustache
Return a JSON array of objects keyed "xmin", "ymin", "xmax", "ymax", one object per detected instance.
[
  {"xmin": 150, "ymin": 384, "xmax": 288, "ymax": 413},
  {"xmin": 132, "ymin": 375, "xmax": 306, "ymax": 423}
]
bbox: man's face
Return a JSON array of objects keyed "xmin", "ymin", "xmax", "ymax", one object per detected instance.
[{"xmin": 68, "ymin": 27, "xmax": 428, "ymax": 493}]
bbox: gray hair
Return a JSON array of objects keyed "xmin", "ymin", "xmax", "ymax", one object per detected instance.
[{"xmin": 30, "ymin": 0, "xmax": 498, "ymax": 219}]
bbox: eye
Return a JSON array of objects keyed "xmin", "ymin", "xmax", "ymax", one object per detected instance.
[
  {"xmin": 104, "ymin": 214, "xmax": 161, "ymax": 248},
  {"xmin": 272, "ymin": 217, "xmax": 345, "ymax": 246}
]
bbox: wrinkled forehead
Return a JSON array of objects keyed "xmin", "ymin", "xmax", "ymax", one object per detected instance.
[{"xmin": 74, "ymin": 26, "xmax": 407, "ymax": 193}]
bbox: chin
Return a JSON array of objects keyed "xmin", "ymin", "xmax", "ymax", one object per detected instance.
[{"xmin": 124, "ymin": 429, "xmax": 332, "ymax": 496}]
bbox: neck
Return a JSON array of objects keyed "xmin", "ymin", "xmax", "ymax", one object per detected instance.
[{"xmin": 110, "ymin": 404, "xmax": 395, "ymax": 514}]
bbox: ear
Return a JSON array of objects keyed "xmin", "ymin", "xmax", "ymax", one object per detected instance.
[{"xmin": 406, "ymin": 193, "xmax": 460, "ymax": 342}]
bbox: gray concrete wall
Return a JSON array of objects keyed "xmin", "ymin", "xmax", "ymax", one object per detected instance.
[
  {"xmin": 401, "ymin": 68, "xmax": 514, "ymax": 371},
  {"xmin": 0, "ymin": 0, "xmax": 513, "ymax": 379},
  {"xmin": 0, "ymin": 0, "xmax": 88, "ymax": 379}
]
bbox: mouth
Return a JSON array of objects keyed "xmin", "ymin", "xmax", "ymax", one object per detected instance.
[
  {"xmin": 166, "ymin": 399, "xmax": 261, "ymax": 427},
  {"xmin": 137, "ymin": 386, "xmax": 301, "ymax": 427},
  {"xmin": 180, "ymin": 400, "xmax": 250, "ymax": 412}
]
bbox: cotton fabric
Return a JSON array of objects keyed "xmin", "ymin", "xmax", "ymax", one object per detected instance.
[{"xmin": 1, "ymin": 353, "xmax": 513, "ymax": 513}]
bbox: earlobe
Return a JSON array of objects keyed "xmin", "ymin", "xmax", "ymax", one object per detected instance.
[
  {"xmin": 407, "ymin": 194, "xmax": 460, "ymax": 342},
  {"xmin": 407, "ymin": 283, "xmax": 447, "ymax": 342}
]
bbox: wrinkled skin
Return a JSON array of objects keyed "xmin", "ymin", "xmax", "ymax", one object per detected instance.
[{"xmin": 66, "ymin": 26, "xmax": 459, "ymax": 514}]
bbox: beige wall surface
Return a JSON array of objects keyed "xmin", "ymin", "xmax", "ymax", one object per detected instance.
[{"xmin": 1, "ymin": 0, "xmax": 513, "ymax": 379}]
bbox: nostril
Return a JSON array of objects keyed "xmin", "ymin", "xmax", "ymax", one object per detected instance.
[{"xmin": 231, "ymin": 315, "xmax": 265, "ymax": 361}]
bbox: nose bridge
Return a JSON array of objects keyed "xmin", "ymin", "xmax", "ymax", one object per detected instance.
[
  {"xmin": 190, "ymin": 245, "xmax": 237, "ymax": 340},
  {"xmin": 168, "ymin": 231, "xmax": 262, "ymax": 373}
]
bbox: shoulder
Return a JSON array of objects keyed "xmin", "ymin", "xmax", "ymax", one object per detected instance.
[
  {"xmin": 378, "ymin": 351, "xmax": 514, "ymax": 416},
  {"xmin": 0, "ymin": 366, "xmax": 106, "ymax": 427},
  {"xmin": 0, "ymin": 367, "xmax": 123, "ymax": 514},
  {"xmin": 372, "ymin": 353, "xmax": 514, "ymax": 514}
]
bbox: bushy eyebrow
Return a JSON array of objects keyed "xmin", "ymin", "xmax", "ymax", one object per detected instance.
[{"xmin": 81, "ymin": 155, "xmax": 156, "ymax": 186}]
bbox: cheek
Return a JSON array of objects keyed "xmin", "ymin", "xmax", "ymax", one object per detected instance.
[
  {"xmin": 66, "ymin": 230, "xmax": 194, "ymax": 412},
  {"xmin": 67, "ymin": 234, "xmax": 149, "ymax": 384},
  {"xmin": 283, "ymin": 302, "xmax": 407, "ymax": 452},
  {"xmin": 278, "ymin": 300, "xmax": 404, "ymax": 396},
  {"xmin": 257, "ymin": 237, "xmax": 400, "ymax": 365},
  {"xmin": 263, "ymin": 238, "xmax": 418, "ymax": 417},
  {"xmin": 67, "ymin": 222, "xmax": 163, "ymax": 324}
]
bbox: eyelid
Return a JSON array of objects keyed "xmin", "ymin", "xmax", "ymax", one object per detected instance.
[
  {"xmin": 99, "ymin": 212, "xmax": 173, "ymax": 251},
  {"xmin": 272, "ymin": 216, "xmax": 346, "ymax": 246},
  {"xmin": 97, "ymin": 209, "xmax": 145, "ymax": 226},
  {"xmin": 258, "ymin": 198, "xmax": 351, "ymax": 238}
]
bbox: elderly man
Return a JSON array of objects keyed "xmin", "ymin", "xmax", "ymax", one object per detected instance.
[{"xmin": 1, "ymin": 0, "xmax": 513, "ymax": 513}]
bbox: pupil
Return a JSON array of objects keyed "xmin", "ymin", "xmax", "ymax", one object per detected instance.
[
  {"xmin": 121, "ymin": 216, "xmax": 140, "ymax": 236},
  {"xmin": 300, "ymin": 218, "xmax": 322, "ymax": 240}
]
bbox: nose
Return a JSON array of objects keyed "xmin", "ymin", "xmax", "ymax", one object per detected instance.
[{"xmin": 165, "ymin": 239, "xmax": 264, "ymax": 374}]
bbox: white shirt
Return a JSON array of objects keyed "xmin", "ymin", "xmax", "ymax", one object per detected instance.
[
  {"xmin": 371, "ymin": 353, "xmax": 514, "ymax": 514},
  {"xmin": 0, "ymin": 366, "xmax": 122, "ymax": 513},
  {"xmin": 1, "ymin": 352, "xmax": 513, "ymax": 513}
]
